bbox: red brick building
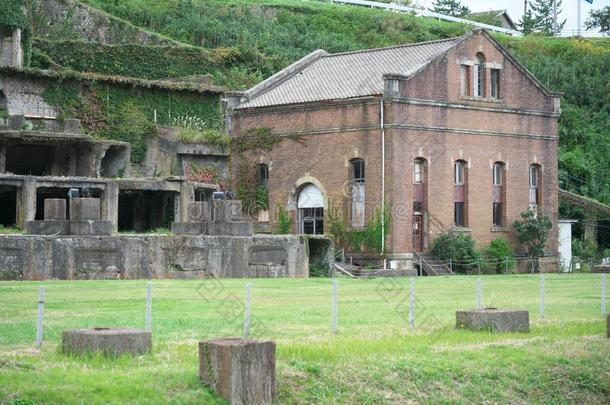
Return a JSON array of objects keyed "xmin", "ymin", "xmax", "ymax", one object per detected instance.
[{"xmin": 225, "ymin": 29, "xmax": 560, "ymax": 268}]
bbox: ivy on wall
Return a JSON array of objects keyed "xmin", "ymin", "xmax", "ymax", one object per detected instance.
[
  {"xmin": 38, "ymin": 73, "xmax": 222, "ymax": 164},
  {"xmin": 32, "ymin": 39, "xmax": 264, "ymax": 89},
  {"xmin": 0, "ymin": 0, "xmax": 32, "ymax": 66}
]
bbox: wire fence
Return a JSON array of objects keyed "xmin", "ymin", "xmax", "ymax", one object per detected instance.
[{"xmin": 2, "ymin": 273, "xmax": 606, "ymax": 349}]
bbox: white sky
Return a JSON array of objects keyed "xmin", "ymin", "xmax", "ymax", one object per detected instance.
[{"xmin": 419, "ymin": 0, "xmax": 610, "ymax": 34}]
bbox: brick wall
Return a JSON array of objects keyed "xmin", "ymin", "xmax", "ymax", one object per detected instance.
[{"xmin": 229, "ymin": 30, "xmax": 559, "ymax": 257}]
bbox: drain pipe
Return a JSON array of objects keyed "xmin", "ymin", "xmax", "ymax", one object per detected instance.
[{"xmin": 380, "ymin": 99, "xmax": 386, "ymax": 256}]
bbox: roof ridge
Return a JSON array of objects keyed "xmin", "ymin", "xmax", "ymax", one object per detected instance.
[{"xmin": 322, "ymin": 36, "xmax": 461, "ymax": 58}]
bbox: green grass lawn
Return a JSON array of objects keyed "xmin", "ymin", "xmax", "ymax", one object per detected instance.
[{"xmin": 0, "ymin": 274, "xmax": 608, "ymax": 404}]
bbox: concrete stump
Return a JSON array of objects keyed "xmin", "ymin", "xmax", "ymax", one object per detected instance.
[
  {"xmin": 199, "ymin": 338, "xmax": 275, "ymax": 405},
  {"xmin": 456, "ymin": 309, "xmax": 529, "ymax": 333},
  {"xmin": 62, "ymin": 328, "xmax": 151, "ymax": 356},
  {"xmin": 44, "ymin": 199, "xmax": 66, "ymax": 220},
  {"xmin": 69, "ymin": 198, "xmax": 101, "ymax": 221},
  {"xmin": 69, "ymin": 220, "xmax": 112, "ymax": 235}
]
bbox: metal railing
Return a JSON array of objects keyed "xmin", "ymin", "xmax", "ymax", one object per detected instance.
[{"xmin": 326, "ymin": 0, "xmax": 522, "ymax": 36}]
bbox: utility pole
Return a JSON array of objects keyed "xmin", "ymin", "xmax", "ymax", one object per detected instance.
[
  {"xmin": 552, "ymin": 0, "xmax": 558, "ymax": 36},
  {"xmin": 577, "ymin": 0, "xmax": 582, "ymax": 37}
]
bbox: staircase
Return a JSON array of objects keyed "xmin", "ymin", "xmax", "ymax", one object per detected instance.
[{"xmin": 414, "ymin": 252, "xmax": 453, "ymax": 276}]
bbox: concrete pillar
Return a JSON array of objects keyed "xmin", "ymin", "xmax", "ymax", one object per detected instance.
[
  {"xmin": 69, "ymin": 198, "xmax": 101, "ymax": 221},
  {"xmin": 11, "ymin": 28, "xmax": 22, "ymax": 68},
  {"xmin": 178, "ymin": 182, "xmax": 194, "ymax": 222},
  {"xmin": 18, "ymin": 177, "xmax": 37, "ymax": 226},
  {"xmin": 0, "ymin": 142, "xmax": 6, "ymax": 173},
  {"xmin": 102, "ymin": 181, "xmax": 119, "ymax": 232},
  {"xmin": 44, "ymin": 198, "xmax": 66, "ymax": 220}
]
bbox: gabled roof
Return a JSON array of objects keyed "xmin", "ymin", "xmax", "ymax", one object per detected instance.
[{"xmin": 237, "ymin": 37, "xmax": 462, "ymax": 109}]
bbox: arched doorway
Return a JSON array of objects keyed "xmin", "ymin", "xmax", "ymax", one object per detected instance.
[{"xmin": 297, "ymin": 183, "xmax": 324, "ymax": 235}]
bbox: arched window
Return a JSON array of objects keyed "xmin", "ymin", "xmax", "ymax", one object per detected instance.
[
  {"xmin": 493, "ymin": 162, "xmax": 506, "ymax": 227},
  {"xmin": 297, "ymin": 183, "xmax": 324, "ymax": 235},
  {"xmin": 454, "ymin": 160, "xmax": 468, "ymax": 227},
  {"xmin": 349, "ymin": 158, "xmax": 365, "ymax": 227},
  {"xmin": 474, "ymin": 53, "xmax": 486, "ymax": 98},
  {"xmin": 529, "ymin": 164, "xmax": 541, "ymax": 209}
]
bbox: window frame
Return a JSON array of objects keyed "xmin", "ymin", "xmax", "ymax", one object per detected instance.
[
  {"xmin": 454, "ymin": 202, "xmax": 465, "ymax": 227},
  {"xmin": 350, "ymin": 158, "xmax": 365, "ymax": 184},
  {"xmin": 454, "ymin": 161, "xmax": 464, "ymax": 186},
  {"xmin": 414, "ymin": 160, "xmax": 423, "ymax": 184},
  {"xmin": 490, "ymin": 68, "xmax": 500, "ymax": 99},
  {"xmin": 258, "ymin": 163, "xmax": 269, "ymax": 187},
  {"xmin": 460, "ymin": 64, "xmax": 470, "ymax": 96},
  {"xmin": 493, "ymin": 163, "xmax": 503, "ymax": 186}
]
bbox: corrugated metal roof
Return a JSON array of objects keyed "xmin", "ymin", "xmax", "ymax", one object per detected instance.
[{"xmin": 238, "ymin": 37, "xmax": 461, "ymax": 109}]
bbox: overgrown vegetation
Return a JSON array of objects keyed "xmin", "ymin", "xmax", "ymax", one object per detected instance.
[
  {"xmin": 0, "ymin": 0, "xmax": 32, "ymax": 65},
  {"xmin": 176, "ymin": 127, "xmax": 230, "ymax": 147},
  {"xmin": 431, "ymin": 232, "xmax": 480, "ymax": 273},
  {"xmin": 327, "ymin": 204, "xmax": 390, "ymax": 254},
  {"xmin": 481, "ymin": 238, "xmax": 516, "ymax": 273},
  {"xmin": 36, "ymin": 74, "xmax": 221, "ymax": 164},
  {"xmin": 276, "ymin": 205, "xmax": 292, "ymax": 234}
]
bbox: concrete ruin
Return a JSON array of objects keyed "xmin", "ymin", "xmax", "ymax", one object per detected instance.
[
  {"xmin": 0, "ymin": 42, "xmax": 331, "ymax": 281},
  {"xmin": 62, "ymin": 328, "xmax": 152, "ymax": 357},
  {"xmin": 456, "ymin": 309, "xmax": 529, "ymax": 333},
  {"xmin": 199, "ymin": 339, "xmax": 276, "ymax": 405}
]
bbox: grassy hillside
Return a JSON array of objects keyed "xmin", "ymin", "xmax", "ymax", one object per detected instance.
[{"xmin": 31, "ymin": 0, "xmax": 610, "ymax": 207}]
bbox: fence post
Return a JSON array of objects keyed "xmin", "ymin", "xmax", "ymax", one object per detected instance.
[
  {"xmin": 409, "ymin": 277, "xmax": 415, "ymax": 332},
  {"xmin": 145, "ymin": 283, "xmax": 152, "ymax": 332},
  {"xmin": 476, "ymin": 277, "xmax": 482, "ymax": 309},
  {"xmin": 331, "ymin": 279, "xmax": 338, "ymax": 334},
  {"xmin": 449, "ymin": 258, "xmax": 453, "ymax": 273},
  {"xmin": 539, "ymin": 274, "xmax": 545, "ymax": 320},
  {"xmin": 243, "ymin": 283, "xmax": 251, "ymax": 338},
  {"xmin": 36, "ymin": 287, "xmax": 45, "ymax": 348},
  {"xmin": 505, "ymin": 257, "xmax": 509, "ymax": 274},
  {"xmin": 602, "ymin": 273, "xmax": 607, "ymax": 317}
]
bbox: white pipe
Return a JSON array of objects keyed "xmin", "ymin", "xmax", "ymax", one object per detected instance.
[{"xmin": 380, "ymin": 99, "xmax": 385, "ymax": 255}]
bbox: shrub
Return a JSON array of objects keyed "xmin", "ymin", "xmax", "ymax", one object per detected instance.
[
  {"xmin": 176, "ymin": 128, "xmax": 230, "ymax": 147},
  {"xmin": 482, "ymin": 238, "xmax": 516, "ymax": 273},
  {"xmin": 431, "ymin": 232, "xmax": 480, "ymax": 273},
  {"xmin": 276, "ymin": 206, "xmax": 292, "ymax": 234}
]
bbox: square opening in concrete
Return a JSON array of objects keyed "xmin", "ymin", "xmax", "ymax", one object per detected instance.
[
  {"xmin": 0, "ymin": 186, "xmax": 17, "ymax": 226},
  {"xmin": 6, "ymin": 144, "xmax": 54, "ymax": 176},
  {"xmin": 118, "ymin": 190, "xmax": 176, "ymax": 232}
]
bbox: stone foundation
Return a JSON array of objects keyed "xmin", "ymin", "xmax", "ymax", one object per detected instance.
[
  {"xmin": 62, "ymin": 328, "xmax": 151, "ymax": 356},
  {"xmin": 199, "ymin": 338, "xmax": 276, "ymax": 405},
  {"xmin": 0, "ymin": 234, "xmax": 314, "ymax": 280},
  {"xmin": 456, "ymin": 309, "xmax": 529, "ymax": 333}
]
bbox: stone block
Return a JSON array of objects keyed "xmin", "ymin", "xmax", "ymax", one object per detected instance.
[
  {"xmin": 62, "ymin": 328, "xmax": 151, "ymax": 357},
  {"xmin": 69, "ymin": 220, "xmax": 112, "ymax": 236},
  {"xmin": 456, "ymin": 309, "xmax": 529, "ymax": 333},
  {"xmin": 63, "ymin": 118, "xmax": 81, "ymax": 134},
  {"xmin": 213, "ymin": 200, "xmax": 244, "ymax": 223},
  {"xmin": 208, "ymin": 221, "xmax": 253, "ymax": 236},
  {"xmin": 69, "ymin": 198, "xmax": 101, "ymax": 221},
  {"xmin": 186, "ymin": 202, "xmax": 210, "ymax": 222},
  {"xmin": 171, "ymin": 222, "xmax": 208, "ymax": 235},
  {"xmin": 199, "ymin": 338, "xmax": 276, "ymax": 405},
  {"xmin": 44, "ymin": 198, "xmax": 66, "ymax": 220},
  {"xmin": 24, "ymin": 220, "xmax": 69, "ymax": 235}
]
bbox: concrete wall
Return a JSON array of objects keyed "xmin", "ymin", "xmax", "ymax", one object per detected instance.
[
  {"xmin": 0, "ymin": 76, "xmax": 57, "ymax": 118},
  {"xmin": 0, "ymin": 234, "xmax": 310, "ymax": 280}
]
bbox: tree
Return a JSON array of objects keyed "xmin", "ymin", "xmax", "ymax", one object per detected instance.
[
  {"xmin": 585, "ymin": 6, "xmax": 610, "ymax": 36},
  {"xmin": 430, "ymin": 0, "xmax": 470, "ymax": 18},
  {"xmin": 513, "ymin": 209, "xmax": 552, "ymax": 272},
  {"xmin": 520, "ymin": 0, "xmax": 566, "ymax": 35},
  {"xmin": 518, "ymin": 9, "xmax": 538, "ymax": 35},
  {"xmin": 431, "ymin": 232, "xmax": 480, "ymax": 273}
]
